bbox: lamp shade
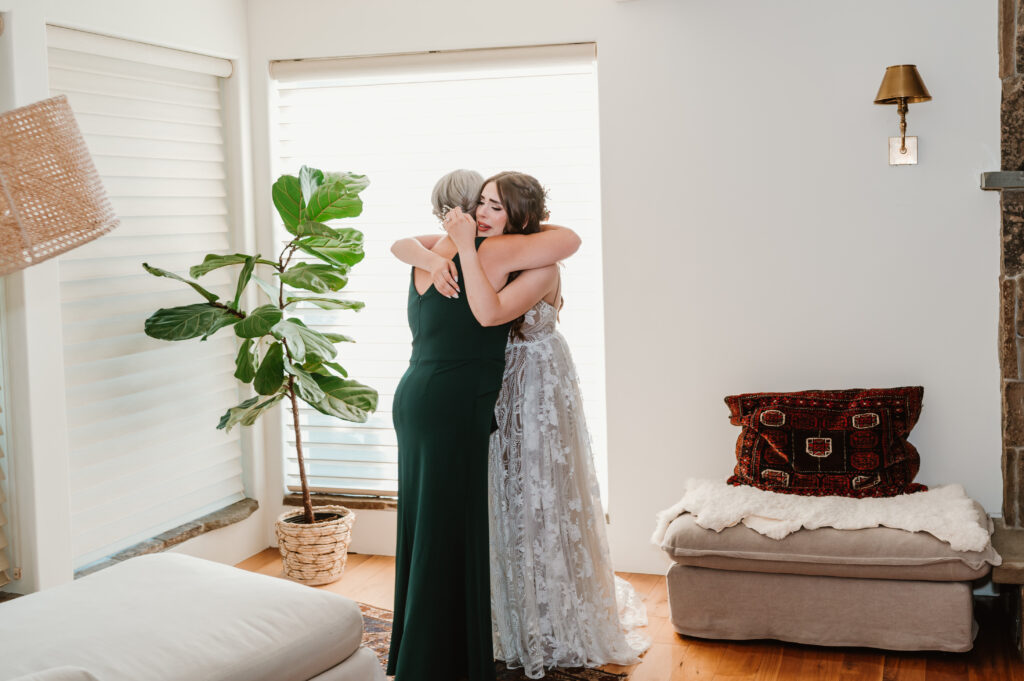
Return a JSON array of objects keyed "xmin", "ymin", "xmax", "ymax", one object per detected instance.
[
  {"xmin": 874, "ymin": 65, "xmax": 932, "ymax": 104},
  {"xmin": 0, "ymin": 95, "xmax": 118, "ymax": 277}
]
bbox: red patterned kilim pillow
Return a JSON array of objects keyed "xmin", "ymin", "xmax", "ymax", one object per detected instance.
[{"xmin": 725, "ymin": 387, "xmax": 927, "ymax": 498}]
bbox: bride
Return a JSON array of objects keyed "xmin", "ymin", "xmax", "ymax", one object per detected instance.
[{"xmin": 392, "ymin": 170, "xmax": 649, "ymax": 678}]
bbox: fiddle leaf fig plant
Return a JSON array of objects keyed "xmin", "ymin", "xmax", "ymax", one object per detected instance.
[{"xmin": 143, "ymin": 166, "xmax": 378, "ymax": 524}]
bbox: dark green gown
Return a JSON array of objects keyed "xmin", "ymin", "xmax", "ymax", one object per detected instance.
[{"xmin": 388, "ymin": 238, "xmax": 510, "ymax": 681}]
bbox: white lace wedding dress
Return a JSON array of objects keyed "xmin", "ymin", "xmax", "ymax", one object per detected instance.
[{"xmin": 488, "ymin": 300, "xmax": 650, "ymax": 679}]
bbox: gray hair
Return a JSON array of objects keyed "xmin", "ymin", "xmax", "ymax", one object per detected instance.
[{"xmin": 430, "ymin": 169, "xmax": 484, "ymax": 220}]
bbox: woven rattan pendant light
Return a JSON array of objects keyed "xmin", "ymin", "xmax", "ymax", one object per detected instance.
[{"xmin": 0, "ymin": 95, "xmax": 119, "ymax": 276}]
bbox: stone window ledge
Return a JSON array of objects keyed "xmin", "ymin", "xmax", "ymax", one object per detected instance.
[
  {"xmin": 73, "ymin": 498, "xmax": 259, "ymax": 579},
  {"xmin": 283, "ymin": 493, "xmax": 397, "ymax": 512},
  {"xmin": 982, "ymin": 171, "xmax": 1024, "ymax": 190}
]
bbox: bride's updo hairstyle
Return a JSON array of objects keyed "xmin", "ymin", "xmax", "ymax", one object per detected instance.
[
  {"xmin": 481, "ymin": 171, "xmax": 553, "ymax": 339},
  {"xmin": 431, "ymin": 168, "xmax": 484, "ymax": 221}
]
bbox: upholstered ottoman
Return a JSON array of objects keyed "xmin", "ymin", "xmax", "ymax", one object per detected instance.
[
  {"xmin": 659, "ymin": 506, "xmax": 999, "ymax": 652},
  {"xmin": 0, "ymin": 553, "xmax": 385, "ymax": 681}
]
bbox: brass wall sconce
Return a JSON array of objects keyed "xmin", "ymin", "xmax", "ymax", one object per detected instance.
[{"xmin": 873, "ymin": 65, "xmax": 931, "ymax": 166}]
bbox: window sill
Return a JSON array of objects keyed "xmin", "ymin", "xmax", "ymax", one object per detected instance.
[
  {"xmin": 283, "ymin": 493, "xmax": 397, "ymax": 512},
  {"xmin": 73, "ymin": 498, "xmax": 259, "ymax": 579}
]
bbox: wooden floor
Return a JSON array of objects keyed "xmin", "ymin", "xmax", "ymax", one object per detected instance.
[{"xmin": 237, "ymin": 549, "xmax": 1024, "ymax": 680}]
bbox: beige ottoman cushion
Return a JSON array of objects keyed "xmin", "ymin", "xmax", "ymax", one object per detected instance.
[
  {"xmin": 666, "ymin": 563, "xmax": 976, "ymax": 652},
  {"xmin": 660, "ymin": 503, "xmax": 996, "ymax": 582}
]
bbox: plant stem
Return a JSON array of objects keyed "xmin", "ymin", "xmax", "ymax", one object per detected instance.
[
  {"xmin": 278, "ymin": 242, "xmax": 298, "ymax": 309},
  {"xmin": 288, "ymin": 377, "xmax": 315, "ymax": 524},
  {"xmin": 210, "ymin": 300, "xmax": 246, "ymax": 318}
]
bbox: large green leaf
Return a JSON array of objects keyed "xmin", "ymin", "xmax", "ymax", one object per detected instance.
[
  {"xmin": 324, "ymin": 171, "xmax": 370, "ymax": 195},
  {"xmin": 299, "ymin": 166, "xmax": 324, "ymax": 205},
  {"xmin": 305, "ymin": 173, "xmax": 369, "ymax": 222},
  {"xmin": 271, "ymin": 318, "xmax": 336, "ymax": 363},
  {"xmin": 303, "ymin": 358, "xmax": 348, "ymax": 378},
  {"xmin": 189, "ymin": 254, "xmax": 276, "ymax": 279},
  {"xmin": 306, "ymin": 375, "xmax": 378, "ymax": 423},
  {"xmin": 285, "ymin": 361, "xmax": 326, "ymax": 403},
  {"xmin": 231, "ymin": 254, "xmax": 258, "ymax": 311},
  {"xmin": 254, "ymin": 341, "xmax": 285, "ymax": 395},
  {"xmin": 295, "ymin": 229, "xmax": 365, "ymax": 267},
  {"xmin": 234, "ymin": 338, "xmax": 257, "ymax": 383},
  {"xmin": 321, "ymin": 332, "xmax": 355, "ymax": 343},
  {"xmin": 272, "ymin": 174, "xmax": 304, "ymax": 231},
  {"xmin": 284, "ymin": 296, "xmax": 364, "ymax": 311},
  {"xmin": 251, "ymin": 275, "xmax": 280, "ymax": 304},
  {"xmin": 144, "ymin": 303, "xmax": 240, "ymax": 341},
  {"xmin": 217, "ymin": 394, "xmax": 285, "ymax": 432},
  {"xmin": 322, "ymin": 360, "xmax": 349, "ymax": 377},
  {"xmin": 278, "ymin": 262, "xmax": 349, "ymax": 293},
  {"xmin": 142, "ymin": 263, "xmax": 219, "ymax": 303},
  {"xmin": 234, "ymin": 304, "xmax": 282, "ymax": 338},
  {"xmin": 294, "ymin": 220, "xmax": 340, "ymax": 238}
]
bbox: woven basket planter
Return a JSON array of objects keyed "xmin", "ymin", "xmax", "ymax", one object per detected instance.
[{"xmin": 275, "ymin": 505, "xmax": 355, "ymax": 586}]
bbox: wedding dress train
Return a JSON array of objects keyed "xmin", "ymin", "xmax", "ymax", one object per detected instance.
[{"xmin": 489, "ymin": 301, "xmax": 650, "ymax": 679}]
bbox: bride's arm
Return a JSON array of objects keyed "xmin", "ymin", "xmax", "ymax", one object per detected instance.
[
  {"xmin": 478, "ymin": 224, "xmax": 581, "ymax": 276},
  {"xmin": 446, "ymin": 213, "xmax": 557, "ymax": 326},
  {"xmin": 390, "ymin": 234, "xmax": 460, "ymax": 298}
]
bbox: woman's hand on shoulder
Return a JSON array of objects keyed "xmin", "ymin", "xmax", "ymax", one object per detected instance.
[{"xmin": 430, "ymin": 258, "xmax": 460, "ymax": 298}]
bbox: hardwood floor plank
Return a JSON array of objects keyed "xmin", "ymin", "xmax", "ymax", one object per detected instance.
[
  {"xmin": 620, "ymin": 572, "xmax": 662, "ymax": 603},
  {"xmin": 923, "ymin": 655, "xmax": 969, "ymax": 681},
  {"xmin": 627, "ymin": 642, "xmax": 686, "ymax": 681},
  {"xmin": 321, "ymin": 554, "xmax": 395, "ymax": 608},
  {"xmin": 776, "ymin": 645, "xmax": 846, "ymax": 681},
  {"xmin": 882, "ymin": 655, "xmax": 928, "ymax": 681},
  {"xmin": 647, "ymin": 575, "xmax": 672, "ymax": 620},
  {"xmin": 652, "ymin": 617, "xmax": 682, "ymax": 646},
  {"xmin": 711, "ymin": 641, "xmax": 783, "ymax": 680},
  {"xmin": 233, "ymin": 547, "xmax": 279, "ymax": 574},
  {"xmin": 837, "ymin": 649, "xmax": 884, "ymax": 681},
  {"xmin": 674, "ymin": 637, "xmax": 727, "ymax": 680},
  {"xmin": 747, "ymin": 643, "xmax": 785, "ymax": 681}
]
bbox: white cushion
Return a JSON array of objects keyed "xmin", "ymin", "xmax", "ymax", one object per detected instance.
[
  {"xmin": 8, "ymin": 668, "xmax": 100, "ymax": 681},
  {"xmin": 0, "ymin": 553, "xmax": 366, "ymax": 681},
  {"xmin": 307, "ymin": 648, "xmax": 387, "ymax": 681}
]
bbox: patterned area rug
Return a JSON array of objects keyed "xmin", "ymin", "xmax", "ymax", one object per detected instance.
[{"xmin": 359, "ymin": 603, "xmax": 628, "ymax": 680}]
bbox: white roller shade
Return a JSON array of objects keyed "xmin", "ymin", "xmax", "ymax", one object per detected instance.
[
  {"xmin": 47, "ymin": 25, "xmax": 232, "ymax": 78},
  {"xmin": 48, "ymin": 26, "xmax": 244, "ymax": 569},
  {"xmin": 270, "ymin": 43, "xmax": 594, "ymax": 85},
  {"xmin": 271, "ymin": 43, "xmax": 608, "ymax": 500}
]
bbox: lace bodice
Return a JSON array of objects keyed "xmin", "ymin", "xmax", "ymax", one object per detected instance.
[{"xmin": 509, "ymin": 300, "xmax": 558, "ymax": 345}]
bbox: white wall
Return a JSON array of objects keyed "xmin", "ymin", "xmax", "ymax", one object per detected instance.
[
  {"xmin": 0, "ymin": 0, "xmax": 264, "ymax": 592},
  {"xmin": 247, "ymin": 0, "xmax": 1002, "ymax": 574}
]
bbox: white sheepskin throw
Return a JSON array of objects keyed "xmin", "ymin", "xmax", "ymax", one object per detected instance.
[{"xmin": 651, "ymin": 478, "xmax": 992, "ymax": 553}]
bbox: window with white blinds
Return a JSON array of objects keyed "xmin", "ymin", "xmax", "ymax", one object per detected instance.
[
  {"xmin": 270, "ymin": 44, "xmax": 608, "ymax": 499},
  {"xmin": 47, "ymin": 26, "xmax": 244, "ymax": 569}
]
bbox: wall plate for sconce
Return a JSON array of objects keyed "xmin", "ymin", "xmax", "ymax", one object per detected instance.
[{"xmin": 889, "ymin": 136, "xmax": 918, "ymax": 165}]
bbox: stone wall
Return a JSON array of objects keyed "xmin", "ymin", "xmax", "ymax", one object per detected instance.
[{"xmin": 1000, "ymin": 0, "xmax": 1024, "ymax": 525}]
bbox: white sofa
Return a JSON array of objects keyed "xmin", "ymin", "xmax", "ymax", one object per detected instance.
[{"xmin": 0, "ymin": 553, "xmax": 386, "ymax": 681}]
